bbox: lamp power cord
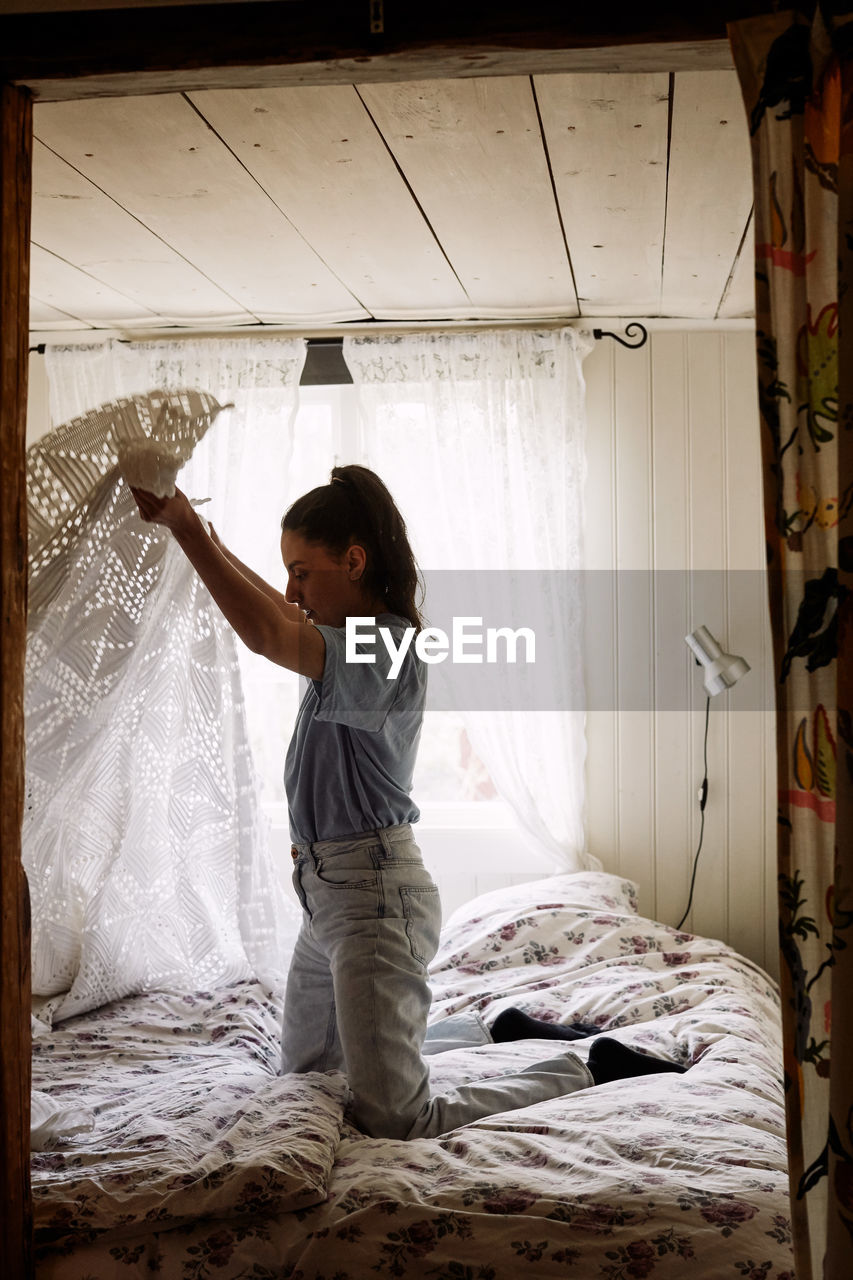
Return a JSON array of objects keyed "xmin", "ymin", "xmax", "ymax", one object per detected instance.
[{"xmin": 676, "ymin": 693, "xmax": 711, "ymax": 931}]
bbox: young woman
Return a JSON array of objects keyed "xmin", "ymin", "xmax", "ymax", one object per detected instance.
[{"xmin": 131, "ymin": 463, "xmax": 685, "ymax": 1140}]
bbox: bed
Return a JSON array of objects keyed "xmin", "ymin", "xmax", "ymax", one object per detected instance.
[{"xmin": 31, "ymin": 870, "xmax": 794, "ymax": 1279}]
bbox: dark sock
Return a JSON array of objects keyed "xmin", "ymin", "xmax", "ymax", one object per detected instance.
[
  {"xmin": 490, "ymin": 1008, "xmax": 599, "ymax": 1044},
  {"xmin": 588, "ymin": 1037, "xmax": 688, "ymax": 1085}
]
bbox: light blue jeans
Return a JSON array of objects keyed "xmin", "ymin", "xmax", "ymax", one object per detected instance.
[{"xmin": 281, "ymin": 823, "xmax": 593, "ymax": 1139}]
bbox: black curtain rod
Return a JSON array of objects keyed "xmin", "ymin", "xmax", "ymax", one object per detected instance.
[
  {"xmin": 304, "ymin": 328, "xmax": 652, "ymax": 350},
  {"xmin": 30, "ymin": 323, "xmax": 651, "ymax": 356}
]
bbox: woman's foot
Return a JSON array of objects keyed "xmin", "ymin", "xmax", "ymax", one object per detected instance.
[
  {"xmin": 588, "ymin": 1037, "xmax": 688, "ymax": 1084},
  {"xmin": 491, "ymin": 1007, "xmax": 600, "ymax": 1043}
]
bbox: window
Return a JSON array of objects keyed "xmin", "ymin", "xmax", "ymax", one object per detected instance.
[{"xmin": 236, "ymin": 380, "xmax": 517, "ymax": 840}]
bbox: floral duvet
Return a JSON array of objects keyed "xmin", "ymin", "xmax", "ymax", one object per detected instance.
[{"xmin": 32, "ymin": 872, "xmax": 794, "ymax": 1279}]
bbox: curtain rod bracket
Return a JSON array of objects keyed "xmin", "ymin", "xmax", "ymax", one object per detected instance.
[{"xmin": 593, "ymin": 322, "xmax": 648, "ymax": 350}]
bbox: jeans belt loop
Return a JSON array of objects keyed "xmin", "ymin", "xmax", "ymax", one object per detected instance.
[{"xmin": 377, "ymin": 827, "xmax": 393, "ymax": 856}]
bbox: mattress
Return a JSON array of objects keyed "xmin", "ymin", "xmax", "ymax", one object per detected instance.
[{"xmin": 31, "ymin": 871, "xmax": 794, "ymax": 1279}]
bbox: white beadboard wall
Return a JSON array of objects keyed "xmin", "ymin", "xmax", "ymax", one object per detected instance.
[{"xmin": 582, "ymin": 330, "xmax": 778, "ymax": 978}]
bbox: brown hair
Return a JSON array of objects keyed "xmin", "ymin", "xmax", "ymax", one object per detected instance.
[{"xmin": 281, "ymin": 464, "xmax": 423, "ymax": 629}]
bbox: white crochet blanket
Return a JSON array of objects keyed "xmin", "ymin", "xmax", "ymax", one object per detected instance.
[{"xmin": 24, "ymin": 390, "xmax": 292, "ymax": 1025}]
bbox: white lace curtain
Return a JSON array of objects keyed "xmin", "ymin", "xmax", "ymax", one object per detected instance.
[
  {"xmin": 25, "ymin": 386, "xmax": 302, "ymax": 1024},
  {"xmin": 45, "ymin": 338, "xmax": 315, "ymax": 791},
  {"xmin": 44, "ymin": 338, "xmax": 307, "ymax": 581},
  {"xmin": 31, "ymin": 341, "xmax": 308, "ymax": 1022},
  {"xmin": 343, "ymin": 328, "xmax": 594, "ymax": 869}
]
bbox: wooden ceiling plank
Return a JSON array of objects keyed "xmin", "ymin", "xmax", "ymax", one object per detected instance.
[
  {"xmin": 358, "ymin": 76, "xmax": 578, "ymax": 315},
  {"xmin": 661, "ymin": 70, "xmax": 753, "ymax": 317},
  {"xmin": 29, "ymin": 296, "xmax": 92, "ymax": 329},
  {"xmin": 188, "ymin": 85, "xmax": 470, "ymax": 319},
  {"xmin": 31, "ymin": 139, "xmax": 257, "ymax": 326},
  {"xmin": 534, "ymin": 71, "xmax": 669, "ymax": 317},
  {"xmin": 33, "ymin": 95, "xmax": 371, "ymax": 324},
  {"xmin": 29, "ymin": 242, "xmax": 169, "ymax": 325},
  {"xmin": 715, "ymin": 212, "xmax": 755, "ymax": 319}
]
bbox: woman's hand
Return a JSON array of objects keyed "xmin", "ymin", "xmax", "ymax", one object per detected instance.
[
  {"xmin": 129, "ymin": 485, "xmax": 199, "ymax": 539},
  {"xmin": 130, "ymin": 486, "xmax": 323, "ymax": 675},
  {"xmin": 280, "ymin": 599, "xmax": 312, "ymax": 625}
]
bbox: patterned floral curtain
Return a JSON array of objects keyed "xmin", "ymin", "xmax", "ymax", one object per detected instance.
[{"xmin": 730, "ymin": 9, "xmax": 853, "ymax": 1280}]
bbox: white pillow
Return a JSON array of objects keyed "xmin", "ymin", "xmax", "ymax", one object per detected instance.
[{"xmin": 441, "ymin": 871, "xmax": 639, "ymax": 935}]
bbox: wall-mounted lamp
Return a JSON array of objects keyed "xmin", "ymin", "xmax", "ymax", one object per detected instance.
[
  {"xmin": 677, "ymin": 625, "xmax": 750, "ymax": 930},
  {"xmin": 685, "ymin": 625, "xmax": 750, "ymax": 698}
]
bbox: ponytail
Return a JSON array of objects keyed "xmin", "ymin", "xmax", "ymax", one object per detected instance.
[{"xmin": 281, "ymin": 464, "xmax": 424, "ymax": 629}]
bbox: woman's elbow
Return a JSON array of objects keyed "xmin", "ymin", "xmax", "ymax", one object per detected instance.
[
  {"xmin": 246, "ymin": 628, "xmax": 280, "ymax": 659},
  {"xmin": 242, "ymin": 634, "xmax": 267, "ymax": 656},
  {"xmin": 232, "ymin": 616, "xmax": 277, "ymax": 657}
]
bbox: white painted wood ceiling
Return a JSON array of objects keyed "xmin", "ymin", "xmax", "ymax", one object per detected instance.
[{"xmin": 29, "ymin": 69, "xmax": 754, "ymax": 333}]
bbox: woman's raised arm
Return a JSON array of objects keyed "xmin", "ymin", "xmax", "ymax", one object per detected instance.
[
  {"xmin": 129, "ymin": 486, "xmax": 325, "ymax": 679},
  {"xmin": 208, "ymin": 521, "xmax": 290, "ymax": 613}
]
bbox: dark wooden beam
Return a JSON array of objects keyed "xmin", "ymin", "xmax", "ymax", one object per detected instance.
[
  {"xmin": 0, "ymin": 81, "xmax": 33, "ymax": 1280},
  {"xmin": 0, "ymin": 0, "xmax": 772, "ymax": 101}
]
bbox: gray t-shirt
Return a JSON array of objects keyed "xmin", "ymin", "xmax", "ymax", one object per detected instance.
[{"xmin": 284, "ymin": 612, "xmax": 426, "ymax": 844}]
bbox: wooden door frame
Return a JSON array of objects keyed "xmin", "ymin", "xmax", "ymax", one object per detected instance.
[
  {"xmin": 1, "ymin": 77, "xmax": 33, "ymax": 1280},
  {"xmin": 0, "ymin": 5, "xmax": 770, "ymax": 1276},
  {"xmin": 1, "ymin": 1, "xmax": 769, "ymax": 100}
]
